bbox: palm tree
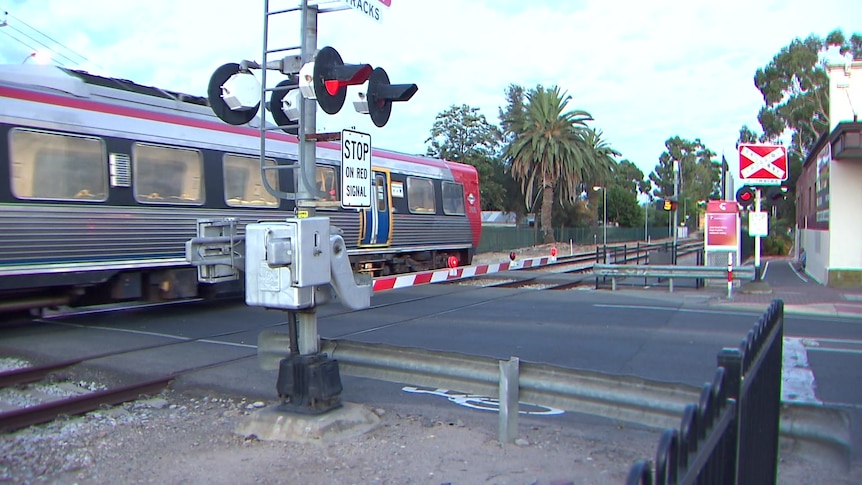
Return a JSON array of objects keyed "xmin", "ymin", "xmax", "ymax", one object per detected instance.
[
  {"xmin": 504, "ymin": 85, "xmax": 594, "ymax": 243},
  {"xmin": 583, "ymin": 129, "xmax": 620, "ymax": 182},
  {"xmin": 582, "ymin": 128, "xmax": 620, "ymax": 224}
]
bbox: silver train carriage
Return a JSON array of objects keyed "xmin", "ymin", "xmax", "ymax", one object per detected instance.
[{"xmin": 0, "ymin": 64, "xmax": 482, "ymax": 318}]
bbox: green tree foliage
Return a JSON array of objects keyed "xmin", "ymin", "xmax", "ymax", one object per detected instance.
[
  {"xmin": 581, "ymin": 128, "xmax": 621, "ymax": 188},
  {"xmin": 744, "ymin": 29, "xmax": 860, "ymax": 229},
  {"xmin": 425, "ymin": 104, "xmax": 507, "ymax": 210},
  {"xmin": 648, "ymin": 137, "xmax": 720, "ymax": 229},
  {"xmin": 753, "ymin": 29, "xmax": 861, "ymax": 156},
  {"xmin": 614, "ymin": 159, "xmax": 651, "ymax": 197},
  {"xmin": 601, "ymin": 185, "xmax": 641, "ymax": 228},
  {"xmin": 649, "ymin": 136, "xmax": 719, "ymax": 203},
  {"xmin": 503, "ymin": 85, "xmax": 596, "ymax": 243}
]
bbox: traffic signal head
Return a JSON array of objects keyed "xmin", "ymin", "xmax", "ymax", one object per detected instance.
[
  {"xmin": 364, "ymin": 67, "xmax": 418, "ymax": 127},
  {"xmin": 300, "ymin": 46, "xmax": 372, "ymax": 114},
  {"xmin": 208, "ymin": 63, "xmax": 260, "ymax": 126},
  {"xmin": 662, "ymin": 199, "xmax": 678, "ymax": 211},
  {"xmin": 767, "ymin": 186, "xmax": 789, "ymax": 201},
  {"xmin": 736, "ymin": 186, "xmax": 755, "ymax": 208}
]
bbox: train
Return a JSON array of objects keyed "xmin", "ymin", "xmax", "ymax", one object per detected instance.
[{"xmin": 0, "ymin": 63, "xmax": 482, "ymax": 318}]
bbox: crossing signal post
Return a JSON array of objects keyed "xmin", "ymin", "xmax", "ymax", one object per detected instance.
[
  {"xmin": 196, "ymin": 3, "xmax": 419, "ymax": 419},
  {"xmin": 736, "ymin": 185, "xmax": 768, "ymax": 283}
]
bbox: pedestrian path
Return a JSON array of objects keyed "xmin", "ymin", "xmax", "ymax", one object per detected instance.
[{"xmin": 706, "ymin": 258, "xmax": 862, "ymax": 319}]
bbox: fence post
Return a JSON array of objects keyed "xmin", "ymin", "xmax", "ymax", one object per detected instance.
[
  {"xmin": 498, "ymin": 357, "xmax": 519, "ymax": 444},
  {"xmin": 717, "ymin": 347, "xmax": 743, "ymax": 482}
]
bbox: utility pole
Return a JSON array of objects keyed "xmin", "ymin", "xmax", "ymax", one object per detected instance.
[
  {"xmin": 644, "ymin": 202, "xmax": 649, "ymax": 242},
  {"xmin": 672, "ymin": 160, "xmax": 679, "ymax": 263},
  {"xmin": 754, "ymin": 187, "xmax": 762, "ymax": 281}
]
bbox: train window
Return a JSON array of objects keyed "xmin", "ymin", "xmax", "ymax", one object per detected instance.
[
  {"xmin": 132, "ymin": 143, "xmax": 204, "ymax": 205},
  {"xmin": 9, "ymin": 128, "xmax": 107, "ymax": 202},
  {"xmin": 315, "ymin": 165, "xmax": 339, "ymax": 202},
  {"xmin": 407, "ymin": 177, "xmax": 436, "ymax": 214},
  {"xmin": 223, "ymin": 154, "xmax": 279, "ymax": 207},
  {"xmin": 442, "ymin": 182, "xmax": 465, "ymax": 215}
]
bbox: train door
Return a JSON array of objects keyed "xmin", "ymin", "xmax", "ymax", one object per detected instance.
[{"xmin": 359, "ymin": 170, "xmax": 392, "ymax": 247}]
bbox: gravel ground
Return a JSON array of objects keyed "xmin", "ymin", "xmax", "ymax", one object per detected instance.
[
  {"xmin": 2, "ymin": 379, "xmax": 859, "ymax": 484},
  {"xmin": 1, "ymin": 385, "xmax": 663, "ymax": 484}
]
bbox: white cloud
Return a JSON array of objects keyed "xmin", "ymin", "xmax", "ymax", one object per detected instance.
[{"xmin": 1, "ymin": 0, "xmax": 860, "ymax": 179}]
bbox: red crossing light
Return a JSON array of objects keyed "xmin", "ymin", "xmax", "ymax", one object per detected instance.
[{"xmin": 736, "ymin": 186, "xmax": 755, "ymax": 208}]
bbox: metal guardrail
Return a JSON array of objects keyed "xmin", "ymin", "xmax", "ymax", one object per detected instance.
[
  {"xmin": 594, "ymin": 264, "xmax": 755, "ymax": 292},
  {"xmin": 318, "ymin": 339, "xmax": 699, "ymax": 430},
  {"xmin": 257, "ymin": 315, "xmax": 850, "ymax": 469}
]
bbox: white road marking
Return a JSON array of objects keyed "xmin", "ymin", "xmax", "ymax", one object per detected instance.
[{"xmin": 782, "ymin": 337, "xmax": 821, "ymax": 404}]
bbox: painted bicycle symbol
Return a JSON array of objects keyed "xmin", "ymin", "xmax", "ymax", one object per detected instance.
[{"xmin": 402, "ymin": 386, "xmax": 565, "ymax": 416}]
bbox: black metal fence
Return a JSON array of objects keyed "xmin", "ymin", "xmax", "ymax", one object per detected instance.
[{"xmin": 627, "ymin": 299, "xmax": 784, "ymax": 484}]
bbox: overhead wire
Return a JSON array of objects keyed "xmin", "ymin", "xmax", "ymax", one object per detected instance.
[
  {"xmin": 6, "ymin": 11, "xmax": 89, "ymax": 65},
  {"xmin": 0, "ymin": 9, "xmax": 100, "ymax": 69}
]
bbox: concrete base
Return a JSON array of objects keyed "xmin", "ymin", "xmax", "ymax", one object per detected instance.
[
  {"xmin": 234, "ymin": 402, "xmax": 380, "ymax": 443},
  {"xmin": 741, "ymin": 280, "xmax": 774, "ymax": 295}
]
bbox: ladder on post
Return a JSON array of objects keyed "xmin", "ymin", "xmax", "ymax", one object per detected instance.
[{"xmin": 258, "ymin": 0, "xmax": 351, "ymax": 206}]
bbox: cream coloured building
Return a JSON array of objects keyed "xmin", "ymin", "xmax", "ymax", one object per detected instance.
[{"xmin": 796, "ymin": 59, "xmax": 862, "ymax": 287}]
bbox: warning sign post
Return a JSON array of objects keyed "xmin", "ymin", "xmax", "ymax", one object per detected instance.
[{"xmin": 341, "ymin": 129, "xmax": 372, "ymax": 208}]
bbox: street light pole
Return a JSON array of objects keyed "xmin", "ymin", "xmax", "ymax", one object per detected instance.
[
  {"xmin": 593, "ymin": 186, "xmax": 607, "ymax": 257},
  {"xmin": 603, "ymin": 188, "xmax": 607, "ymax": 248},
  {"xmin": 672, "ymin": 160, "xmax": 679, "ymax": 263},
  {"xmin": 644, "ymin": 201, "xmax": 649, "ymax": 242}
]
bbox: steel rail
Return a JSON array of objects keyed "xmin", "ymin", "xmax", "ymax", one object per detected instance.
[
  {"xmin": 0, "ymin": 376, "xmax": 173, "ymax": 432},
  {"xmin": 0, "ymin": 358, "xmax": 84, "ymax": 387}
]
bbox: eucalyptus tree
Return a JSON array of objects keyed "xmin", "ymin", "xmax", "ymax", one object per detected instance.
[
  {"xmin": 649, "ymin": 137, "xmax": 720, "ymax": 227},
  {"xmin": 502, "ymin": 85, "xmax": 595, "ymax": 243},
  {"xmin": 754, "ymin": 29, "xmax": 861, "ymax": 156},
  {"xmin": 425, "ymin": 104, "xmax": 506, "ymax": 209}
]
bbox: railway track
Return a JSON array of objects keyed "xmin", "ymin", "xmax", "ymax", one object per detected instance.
[
  {"xmin": 0, "ymin": 319, "xmax": 265, "ymax": 432},
  {"xmin": 1, "ymin": 241, "xmax": 703, "ymax": 432}
]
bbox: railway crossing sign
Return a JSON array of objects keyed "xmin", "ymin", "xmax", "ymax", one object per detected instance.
[
  {"xmin": 338, "ymin": 0, "xmax": 391, "ymax": 23},
  {"xmin": 738, "ymin": 143, "xmax": 788, "ymax": 186},
  {"xmin": 341, "ymin": 129, "xmax": 372, "ymax": 208}
]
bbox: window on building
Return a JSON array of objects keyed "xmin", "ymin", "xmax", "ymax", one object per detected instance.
[
  {"xmin": 9, "ymin": 128, "xmax": 107, "ymax": 201},
  {"xmin": 133, "ymin": 143, "xmax": 203, "ymax": 204},
  {"xmin": 223, "ymin": 154, "xmax": 279, "ymax": 207}
]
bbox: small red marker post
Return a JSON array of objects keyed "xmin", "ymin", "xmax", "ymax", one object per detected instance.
[{"xmin": 727, "ymin": 253, "xmax": 733, "ymax": 300}]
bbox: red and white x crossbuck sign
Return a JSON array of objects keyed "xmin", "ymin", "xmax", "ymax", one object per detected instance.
[{"xmin": 738, "ymin": 143, "xmax": 787, "ymax": 185}]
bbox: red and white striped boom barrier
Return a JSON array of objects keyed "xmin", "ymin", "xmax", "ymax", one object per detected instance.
[{"xmin": 373, "ymin": 256, "xmax": 554, "ymax": 292}]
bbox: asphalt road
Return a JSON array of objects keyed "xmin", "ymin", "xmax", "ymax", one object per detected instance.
[{"xmin": 4, "ymin": 271, "xmax": 862, "ymax": 457}]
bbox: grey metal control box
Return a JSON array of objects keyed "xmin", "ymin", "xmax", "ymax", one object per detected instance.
[{"xmin": 245, "ymin": 218, "xmax": 331, "ymax": 309}]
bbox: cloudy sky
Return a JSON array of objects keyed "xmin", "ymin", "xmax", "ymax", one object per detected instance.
[{"xmin": 1, "ymin": 0, "xmax": 859, "ymax": 180}]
